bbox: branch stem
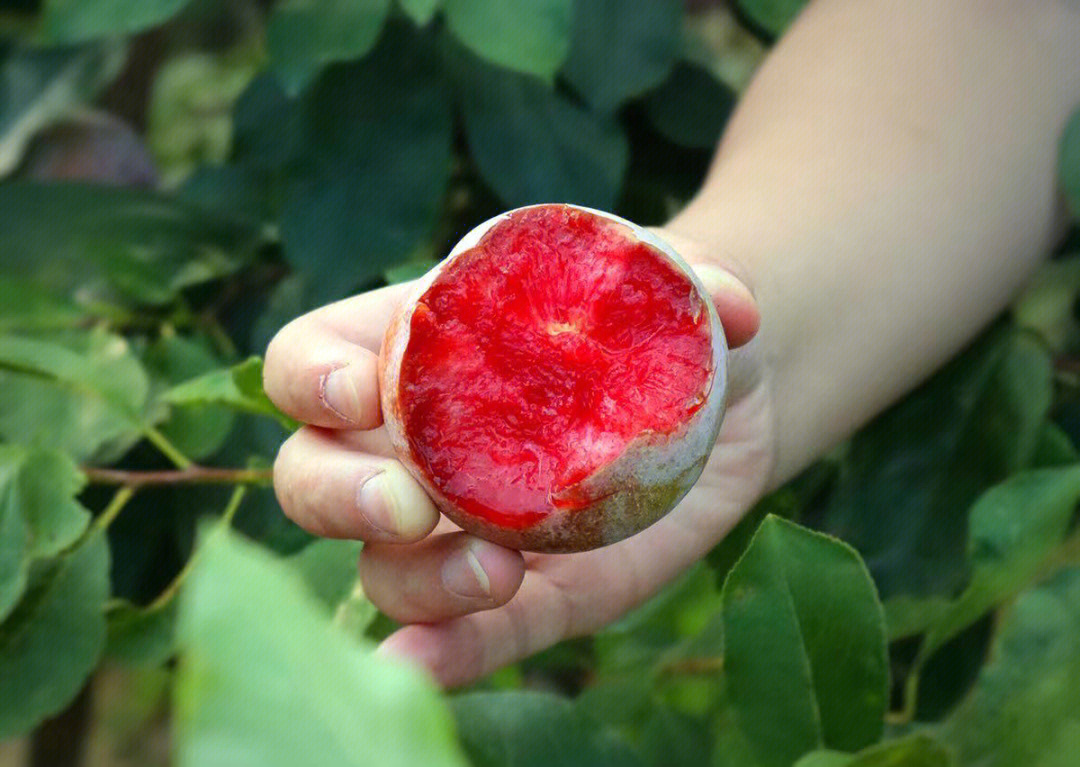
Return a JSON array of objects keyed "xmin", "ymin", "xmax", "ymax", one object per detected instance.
[{"xmin": 83, "ymin": 465, "xmax": 272, "ymax": 487}]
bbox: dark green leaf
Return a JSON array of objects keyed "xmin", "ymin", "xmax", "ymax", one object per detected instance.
[
  {"xmin": 722, "ymin": 516, "xmax": 888, "ymax": 765},
  {"xmin": 1059, "ymin": 107, "xmax": 1080, "ymax": 220},
  {"xmin": 0, "ymin": 446, "xmax": 89, "ymax": 621},
  {"xmin": 882, "ymin": 594, "xmax": 952, "ymax": 641},
  {"xmin": 919, "ymin": 467, "xmax": 1080, "ymax": 662},
  {"xmin": 1032, "ymin": 423, "xmax": 1078, "ymax": 468},
  {"xmin": 452, "ymin": 691, "xmax": 644, "ymax": 767},
  {"xmin": 163, "ymin": 357, "xmax": 296, "ymax": 431},
  {"xmin": 735, "ymin": 0, "xmax": 809, "ymax": 37},
  {"xmin": 451, "ymin": 44, "xmax": 628, "ymax": 209},
  {"xmin": 643, "ymin": 64, "xmax": 734, "ymax": 149},
  {"xmin": 174, "ymin": 527, "xmax": 466, "ymax": 767},
  {"xmin": 267, "ymin": 0, "xmax": 393, "ymax": 95},
  {"xmin": 276, "ymin": 28, "xmax": 452, "ymax": 303},
  {"xmin": 562, "ymin": 0, "xmax": 682, "ymax": 114},
  {"xmin": 0, "ymin": 531, "xmax": 109, "ymax": 739},
  {"xmin": 796, "ymin": 735, "xmax": 954, "ymax": 767},
  {"xmin": 144, "ymin": 334, "xmax": 235, "ymax": 461},
  {"xmin": 0, "ymin": 328, "xmax": 151, "ymax": 462},
  {"xmin": 0, "ymin": 42, "xmax": 125, "ymax": 175},
  {"xmin": 825, "ymin": 328, "xmax": 1053, "ymax": 598},
  {"xmin": 443, "ymin": 0, "xmax": 573, "ymax": 78},
  {"xmin": 0, "ymin": 182, "xmax": 264, "ymax": 305},
  {"xmin": 105, "ymin": 598, "xmax": 177, "ymax": 667},
  {"xmin": 943, "ymin": 567, "xmax": 1080, "ymax": 766},
  {"xmin": 400, "ymin": 0, "xmax": 441, "ymax": 25},
  {"xmin": 41, "ymin": 0, "xmax": 193, "ymax": 44}
]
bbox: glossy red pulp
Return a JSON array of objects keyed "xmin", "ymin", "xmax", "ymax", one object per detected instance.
[{"xmin": 398, "ymin": 206, "xmax": 714, "ymax": 529}]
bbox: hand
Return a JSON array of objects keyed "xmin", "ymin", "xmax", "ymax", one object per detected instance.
[{"xmin": 263, "ymin": 231, "xmax": 773, "ymax": 687}]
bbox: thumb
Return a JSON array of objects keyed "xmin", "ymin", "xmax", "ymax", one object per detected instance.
[{"xmin": 690, "ymin": 262, "xmax": 761, "ymax": 349}]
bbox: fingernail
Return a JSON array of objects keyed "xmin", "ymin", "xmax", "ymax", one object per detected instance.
[
  {"xmin": 321, "ymin": 366, "xmax": 361, "ymax": 423},
  {"xmin": 692, "ymin": 264, "xmax": 755, "ymax": 303},
  {"xmin": 356, "ymin": 470, "xmax": 401, "ymax": 536},
  {"xmin": 441, "ymin": 540, "xmax": 493, "ymax": 600}
]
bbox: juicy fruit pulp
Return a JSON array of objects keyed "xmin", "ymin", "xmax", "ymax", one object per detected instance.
[{"xmin": 395, "ymin": 205, "xmax": 717, "ymax": 541}]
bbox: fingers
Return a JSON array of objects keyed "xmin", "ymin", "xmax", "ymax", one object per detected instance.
[
  {"xmin": 376, "ymin": 571, "xmax": 579, "ymax": 688},
  {"xmin": 360, "ymin": 532, "xmax": 525, "ymax": 624},
  {"xmin": 273, "ymin": 427, "xmax": 439, "ymax": 542},
  {"xmin": 691, "ymin": 263, "xmax": 761, "ymax": 349},
  {"xmin": 262, "ymin": 281, "xmax": 416, "ymax": 430}
]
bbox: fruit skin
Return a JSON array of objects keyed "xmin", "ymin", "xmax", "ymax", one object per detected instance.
[{"xmin": 379, "ymin": 204, "xmax": 728, "ymax": 553}]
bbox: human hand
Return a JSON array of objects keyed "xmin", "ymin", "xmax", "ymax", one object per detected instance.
[{"xmin": 264, "ymin": 230, "xmax": 772, "ymax": 686}]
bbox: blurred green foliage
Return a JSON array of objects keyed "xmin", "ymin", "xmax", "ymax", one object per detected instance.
[{"xmin": 1, "ymin": 1, "xmax": 1080, "ymax": 766}]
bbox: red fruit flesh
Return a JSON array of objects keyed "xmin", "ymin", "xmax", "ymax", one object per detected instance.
[{"xmin": 397, "ymin": 206, "xmax": 714, "ymax": 532}]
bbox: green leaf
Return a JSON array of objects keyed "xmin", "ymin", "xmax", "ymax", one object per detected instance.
[
  {"xmin": 0, "ymin": 328, "xmax": 151, "ymax": 462},
  {"xmin": 450, "ymin": 44, "xmax": 628, "ymax": 209},
  {"xmin": 163, "ymin": 357, "xmax": 296, "ymax": 431},
  {"xmin": 1012, "ymin": 254, "xmax": 1080, "ymax": 353},
  {"xmin": 144, "ymin": 334, "xmax": 235, "ymax": 461},
  {"xmin": 105, "ymin": 598, "xmax": 177, "ymax": 667},
  {"xmin": 917, "ymin": 467, "xmax": 1080, "ymax": 662},
  {"xmin": 943, "ymin": 567, "xmax": 1080, "ymax": 767},
  {"xmin": 796, "ymin": 735, "xmax": 954, "ymax": 767},
  {"xmin": 0, "ymin": 531, "xmax": 109, "ymax": 739},
  {"xmin": 267, "ymin": 0, "xmax": 393, "ymax": 96},
  {"xmin": 1059, "ymin": 107, "xmax": 1080, "ymax": 220},
  {"xmin": 41, "ymin": 0, "xmax": 193, "ymax": 44},
  {"xmin": 0, "ymin": 182, "xmax": 264, "ymax": 306},
  {"xmin": 286, "ymin": 538, "xmax": 363, "ymax": 611},
  {"xmin": 385, "ymin": 258, "xmax": 437, "ymax": 285},
  {"xmin": 882, "ymin": 594, "xmax": 952, "ymax": 641},
  {"xmin": 174, "ymin": 527, "xmax": 467, "ymax": 767},
  {"xmin": 147, "ymin": 50, "xmax": 260, "ymax": 187},
  {"xmin": 0, "ymin": 42, "xmax": 126, "ymax": 176},
  {"xmin": 0, "ymin": 275, "xmax": 94, "ymax": 332},
  {"xmin": 399, "ymin": 0, "xmax": 441, "ymax": 25},
  {"xmin": 561, "ymin": 0, "xmax": 682, "ymax": 114},
  {"xmin": 643, "ymin": 63, "xmax": 734, "ymax": 149},
  {"xmin": 443, "ymin": 0, "xmax": 573, "ymax": 79},
  {"xmin": 1032, "ymin": 423, "xmax": 1078, "ymax": 468},
  {"xmin": 257, "ymin": 25, "xmax": 452, "ymax": 304},
  {"xmin": 452, "ymin": 691, "xmax": 644, "ymax": 767},
  {"xmin": 825, "ymin": 328, "xmax": 1054, "ymax": 598},
  {"xmin": 735, "ymin": 0, "xmax": 809, "ymax": 37},
  {"xmin": 0, "ymin": 446, "xmax": 89, "ymax": 621},
  {"xmin": 721, "ymin": 516, "xmax": 888, "ymax": 765}
]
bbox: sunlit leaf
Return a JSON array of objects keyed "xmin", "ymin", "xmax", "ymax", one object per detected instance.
[
  {"xmin": 0, "ymin": 446, "xmax": 89, "ymax": 621},
  {"xmin": 163, "ymin": 357, "xmax": 295, "ymax": 431},
  {"xmin": 174, "ymin": 527, "xmax": 467, "ymax": 767},
  {"xmin": 0, "ymin": 329, "xmax": 151, "ymax": 462}
]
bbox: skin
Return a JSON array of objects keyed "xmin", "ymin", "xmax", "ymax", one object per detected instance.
[{"xmin": 265, "ymin": 0, "xmax": 1080, "ymax": 687}]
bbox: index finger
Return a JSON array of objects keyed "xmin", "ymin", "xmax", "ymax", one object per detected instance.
[{"xmin": 263, "ymin": 281, "xmax": 414, "ymax": 429}]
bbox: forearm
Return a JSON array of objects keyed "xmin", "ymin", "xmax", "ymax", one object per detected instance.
[{"xmin": 665, "ymin": 0, "xmax": 1080, "ymax": 486}]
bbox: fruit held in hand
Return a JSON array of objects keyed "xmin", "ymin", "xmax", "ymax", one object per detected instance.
[{"xmin": 380, "ymin": 204, "xmax": 727, "ymax": 552}]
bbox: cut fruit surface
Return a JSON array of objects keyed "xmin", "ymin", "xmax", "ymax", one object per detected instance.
[{"xmin": 394, "ymin": 205, "xmax": 717, "ymax": 533}]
